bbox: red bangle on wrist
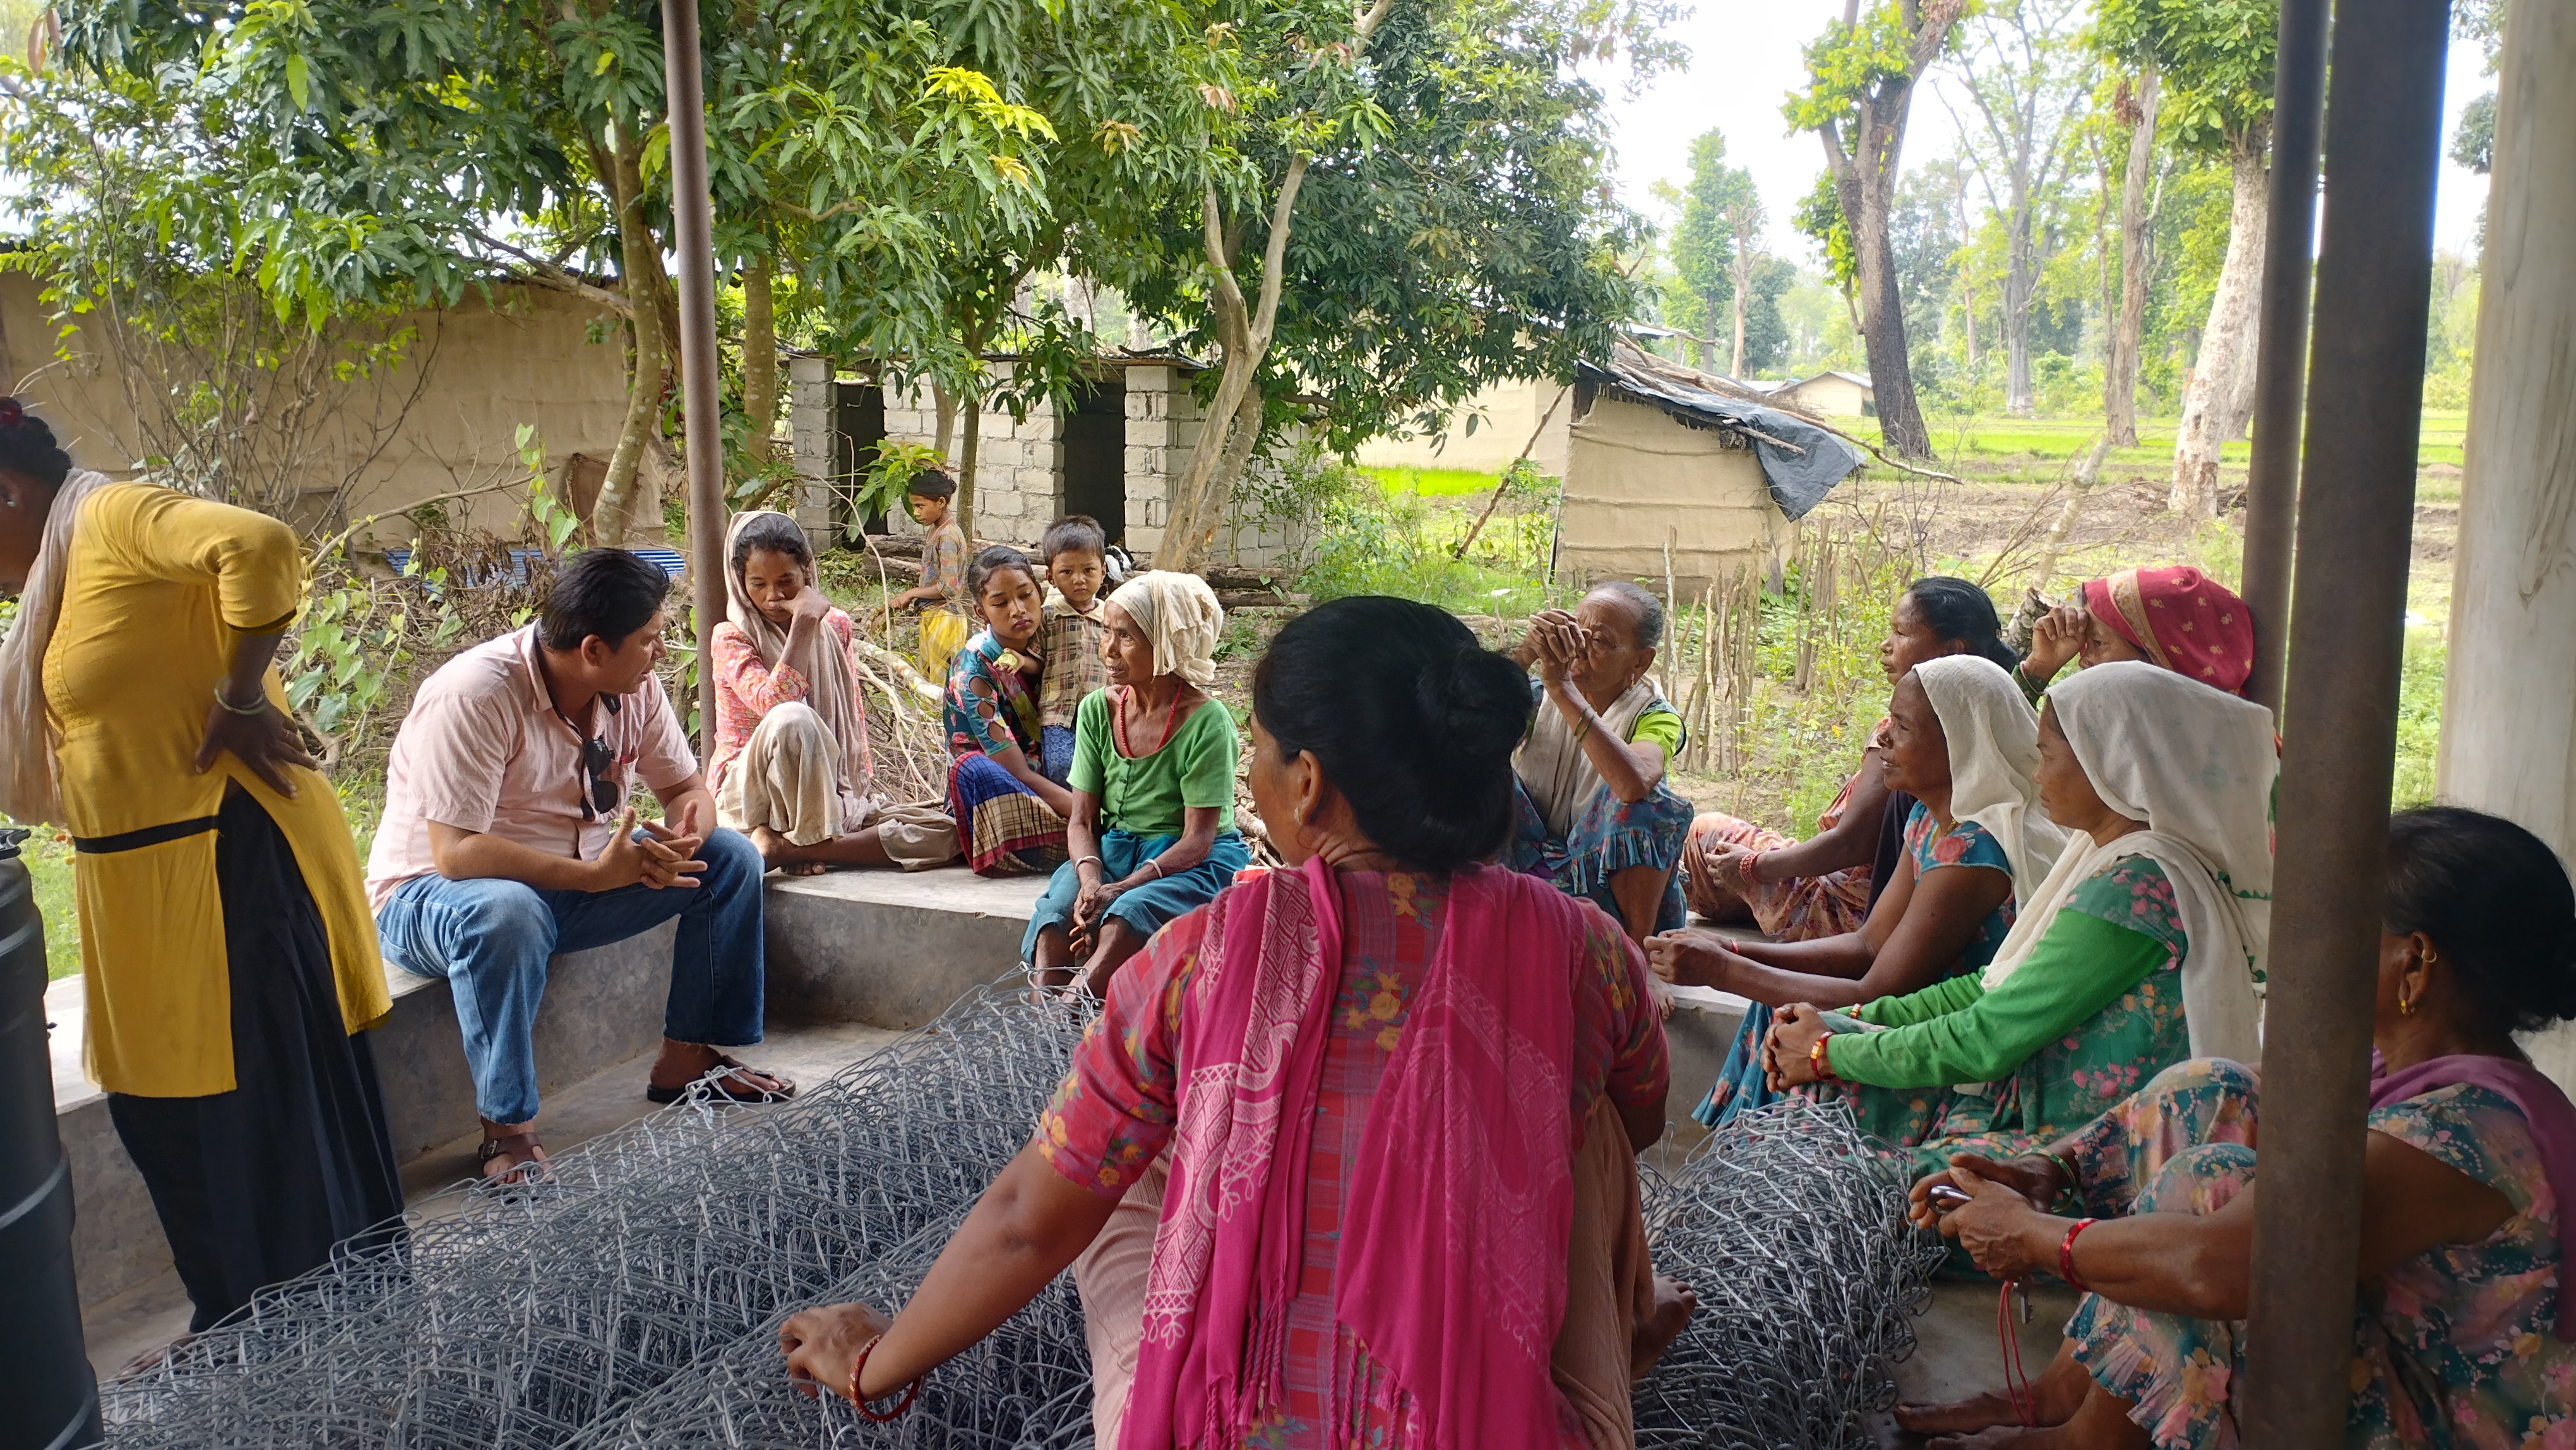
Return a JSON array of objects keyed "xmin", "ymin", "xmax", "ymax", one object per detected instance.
[
  {"xmin": 1809, "ymin": 1034, "xmax": 1839, "ymax": 1084},
  {"xmin": 1740, "ymin": 849, "xmax": 1765, "ymax": 887},
  {"xmin": 2058, "ymin": 1218, "xmax": 2099, "ymax": 1293},
  {"xmin": 849, "ymin": 1335, "xmax": 924, "ymax": 1422}
]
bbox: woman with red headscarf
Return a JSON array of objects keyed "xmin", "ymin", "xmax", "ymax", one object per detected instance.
[{"xmin": 2015, "ymin": 566, "xmax": 2257, "ymax": 700}]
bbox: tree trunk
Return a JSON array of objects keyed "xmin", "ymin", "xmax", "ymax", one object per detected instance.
[
  {"xmin": 956, "ymin": 390, "xmax": 981, "ymax": 544},
  {"xmin": 1163, "ymin": 0, "xmax": 1394, "ymax": 571},
  {"xmin": 1963, "ymin": 282, "xmax": 1981, "ymax": 366},
  {"xmin": 1162, "ymin": 161, "xmax": 1308, "ymax": 570},
  {"xmin": 932, "ymin": 384, "xmax": 957, "ymax": 461},
  {"xmin": 2170, "ymin": 138, "xmax": 2270, "ymax": 516},
  {"xmin": 741, "ymin": 251, "xmax": 777, "ymax": 464},
  {"xmin": 2106, "ymin": 68, "xmax": 2160, "ymax": 448},
  {"xmin": 1697, "ymin": 303, "xmax": 1720, "ymax": 373},
  {"xmin": 595, "ymin": 129, "xmax": 663, "ymax": 547},
  {"xmin": 1729, "ymin": 249, "xmax": 1754, "ymax": 376},
  {"xmin": 2001, "ymin": 160, "xmax": 2037, "ymax": 416},
  {"xmin": 1847, "ymin": 176, "xmax": 1933, "ymax": 455}
]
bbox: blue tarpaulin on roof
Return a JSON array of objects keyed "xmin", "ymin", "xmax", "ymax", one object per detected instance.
[{"xmin": 1577, "ymin": 356, "xmax": 1868, "ymax": 521}]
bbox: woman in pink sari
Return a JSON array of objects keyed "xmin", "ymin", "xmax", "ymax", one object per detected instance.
[{"xmin": 780, "ymin": 596, "xmax": 1690, "ymax": 1449}]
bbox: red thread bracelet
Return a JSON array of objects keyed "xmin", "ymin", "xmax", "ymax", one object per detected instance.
[
  {"xmin": 2058, "ymin": 1218, "xmax": 2099, "ymax": 1293},
  {"xmin": 848, "ymin": 1335, "xmax": 924, "ymax": 1422},
  {"xmin": 1808, "ymin": 1034, "xmax": 1839, "ymax": 1084}
]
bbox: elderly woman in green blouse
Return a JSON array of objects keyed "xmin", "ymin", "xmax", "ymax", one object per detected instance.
[{"xmin": 1765, "ymin": 662, "xmax": 2277, "ymax": 1178}]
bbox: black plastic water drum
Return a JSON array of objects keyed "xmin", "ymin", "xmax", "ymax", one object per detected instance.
[{"xmin": 0, "ymin": 827, "xmax": 102, "ymax": 1449}]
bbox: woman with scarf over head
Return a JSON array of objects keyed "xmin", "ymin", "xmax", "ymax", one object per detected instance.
[
  {"xmin": 1766, "ymin": 662, "xmax": 2276, "ymax": 1180},
  {"xmin": 1023, "ymin": 570, "xmax": 1248, "ymax": 997},
  {"xmin": 781, "ymin": 596, "xmax": 1697, "ymax": 1449},
  {"xmin": 709, "ymin": 510, "xmax": 957, "ymax": 874},
  {"xmin": 1902, "ymin": 807, "xmax": 2576, "ymax": 1449},
  {"xmin": 1654, "ymin": 656, "xmax": 2066, "ymax": 1128},
  {"xmin": 0, "ymin": 397, "xmax": 400, "ymax": 1334},
  {"xmin": 2015, "ymin": 565, "xmax": 2257, "ymax": 703},
  {"xmin": 1682, "ymin": 577, "xmax": 2022, "ymax": 942}
]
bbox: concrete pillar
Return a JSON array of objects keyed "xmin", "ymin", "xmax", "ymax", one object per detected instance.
[{"xmin": 2435, "ymin": 0, "xmax": 2576, "ymax": 1080}]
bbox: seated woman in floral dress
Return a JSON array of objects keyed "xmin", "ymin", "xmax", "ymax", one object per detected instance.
[
  {"xmin": 1764, "ymin": 662, "xmax": 2277, "ymax": 1180},
  {"xmin": 944, "ymin": 546, "xmax": 1073, "ymax": 875},
  {"xmin": 1904, "ymin": 806, "xmax": 2576, "ymax": 1450},
  {"xmin": 1681, "ymin": 577, "xmax": 2022, "ymax": 940},
  {"xmin": 1652, "ymin": 656, "xmax": 2064, "ymax": 1127}
]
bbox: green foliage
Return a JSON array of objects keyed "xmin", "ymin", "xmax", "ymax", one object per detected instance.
[
  {"xmin": 1109, "ymin": 0, "xmax": 1669, "ymax": 460},
  {"xmin": 1292, "ymin": 452, "xmax": 1561, "ymax": 611},
  {"xmin": 1782, "ymin": 1, "xmax": 1952, "ymax": 143},
  {"xmin": 2093, "ymin": 0, "xmax": 2277, "ymax": 158},
  {"xmin": 2392, "ymin": 623, "xmax": 2446, "ymax": 809},
  {"xmin": 1795, "ymin": 172, "xmax": 1859, "ymax": 294},
  {"xmin": 2450, "ymin": 92, "xmax": 2497, "ymax": 175},
  {"xmin": 1662, "ymin": 129, "xmax": 1760, "ymax": 355}
]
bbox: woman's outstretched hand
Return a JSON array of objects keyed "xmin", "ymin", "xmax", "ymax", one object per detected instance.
[
  {"xmin": 781, "ymin": 1300, "xmax": 893, "ymax": 1402},
  {"xmin": 194, "ymin": 693, "xmax": 316, "ymax": 797},
  {"xmin": 1644, "ymin": 929, "xmax": 1740, "ymax": 992}
]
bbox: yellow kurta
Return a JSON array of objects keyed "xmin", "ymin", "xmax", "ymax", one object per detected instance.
[{"xmin": 45, "ymin": 484, "xmax": 388, "ymax": 1098}]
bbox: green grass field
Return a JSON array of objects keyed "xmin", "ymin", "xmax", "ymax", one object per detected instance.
[
  {"xmin": 1841, "ymin": 410, "xmax": 2470, "ymax": 477},
  {"xmin": 1359, "ymin": 465, "xmax": 1505, "ymax": 498}
]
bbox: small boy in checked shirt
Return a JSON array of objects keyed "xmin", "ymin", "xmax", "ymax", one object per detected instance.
[{"xmin": 1034, "ymin": 514, "xmax": 1111, "ymax": 784}]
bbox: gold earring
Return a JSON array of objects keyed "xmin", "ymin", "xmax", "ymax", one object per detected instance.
[{"xmin": 2399, "ymin": 990, "xmax": 2416, "ymax": 1017}]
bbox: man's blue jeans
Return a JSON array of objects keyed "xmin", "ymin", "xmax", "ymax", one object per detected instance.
[{"xmin": 376, "ymin": 828, "xmax": 767, "ymax": 1125}]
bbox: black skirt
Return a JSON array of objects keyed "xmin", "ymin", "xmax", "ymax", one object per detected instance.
[{"xmin": 106, "ymin": 786, "xmax": 403, "ymax": 1333}]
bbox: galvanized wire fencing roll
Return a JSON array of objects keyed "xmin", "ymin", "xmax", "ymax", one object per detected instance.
[
  {"xmin": 100, "ymin": 984, "xmax": 1934, "ymax": 1450},
  {"xmin": 1631, "ymin": 1096, "xmax": 1947, "ymax": 1450},
  {"xmin": 100, "ymin": 985, "xmax": 1089, "ymax": 1450}
]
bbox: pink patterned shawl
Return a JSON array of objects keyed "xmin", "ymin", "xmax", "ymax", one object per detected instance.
[{"xmin": 1118, "ymin": 856, "xmax": 1589, "ymax": 1450}]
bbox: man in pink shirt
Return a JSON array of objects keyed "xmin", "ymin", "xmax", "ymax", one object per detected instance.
[{"xmin": 369, "ymin": 549, "xmax": 789, "ymax": 1182}]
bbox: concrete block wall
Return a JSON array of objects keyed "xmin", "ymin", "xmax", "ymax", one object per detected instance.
[
  {"xmin": 784, "ymin": 359, "xmax": 1315, "ymax": 568},
  {"xmin": 785, "ymin": 354, "xmax": 837, "ymax": 540}
]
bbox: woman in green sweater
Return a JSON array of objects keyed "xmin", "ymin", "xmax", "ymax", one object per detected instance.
[{"xmin": 1765, "ymin": 662, "xmax": 2277, "ymax": 1178}]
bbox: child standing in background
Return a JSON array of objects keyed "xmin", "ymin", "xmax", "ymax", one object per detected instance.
[
  {"xmin": 889, "ymin": 469, "xmax": 972, "ymax": 680},
  {"xmin": 1033, "ymin": 515, "xmax": 1111, "ymax": 784}
]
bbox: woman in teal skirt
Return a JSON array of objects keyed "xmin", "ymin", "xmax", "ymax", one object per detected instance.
[
  {"xmin": 1767, "ymin": 662, "xmax": 2277, "ymax": 1180},
  {"xmin": 1024, "ymin": 572, "xmax": 1246, "ymax": 997},
  {"xmin": 1654, "ymin": 655, "xmax": 2065, "ymax": 1127}
]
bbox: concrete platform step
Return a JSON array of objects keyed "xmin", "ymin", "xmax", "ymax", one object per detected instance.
[{"xmin": 50, "ymin": 863, "xmax": 1037, "ymax": 1314}]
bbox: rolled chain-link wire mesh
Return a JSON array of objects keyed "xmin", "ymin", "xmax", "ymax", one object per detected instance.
[
  {"xmin": 1633, "ymin": 1096, "xmax": 1948, "ymax": 1450},
  {"xmin": 101, "ymin": 983, "xmax": 1935, "ymax": 1450}
]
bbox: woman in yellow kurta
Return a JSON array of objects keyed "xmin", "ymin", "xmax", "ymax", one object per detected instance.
[{"xmin": 0, "ymin": 397, "xmax": 400, "ymax": 1334}]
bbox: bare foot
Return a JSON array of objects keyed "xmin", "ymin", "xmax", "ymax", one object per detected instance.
[
  {"xmin": 749, "ymin": 825, "xmax": 793, "ymax": 871},
  {"xmin": 1631, "ymin": 1274, "xmax": 1698, "ymax": 1381},
  {"xmin": 784, "ymin": 860, "xmax": 827, "ymax": 876}
]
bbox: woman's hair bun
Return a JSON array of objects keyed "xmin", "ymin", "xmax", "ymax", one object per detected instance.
[
  {"xmin": 0, "ymin": 398, "xmax": 74, "ymax": 491},
  {"xmin": 1420, "ymin": 640, "xmax": 1530, "ymax": 770},
  {"xmin": 1254, "ymin": 596, "xmax": 1534, "ymax": 873}
]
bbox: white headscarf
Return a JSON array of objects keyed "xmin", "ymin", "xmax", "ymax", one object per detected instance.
[
  {"xmin": 0, "ymin": 469, "xmax": 114, "ymax": 826},
  {"xmin": 1980, "ymin": 660, "xmax": 2276, "ymax": 1063},
  {"xmin": 722, "ymin": 510, "xmax": 873, "ymax": 802},
  {"xmin": 1104, "ymin": 570, "xmax": 1224, "ymax": 694},
  {"xmin": 1911, "ymin": 656, "xmax": 2067, "ymax": 911}
]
